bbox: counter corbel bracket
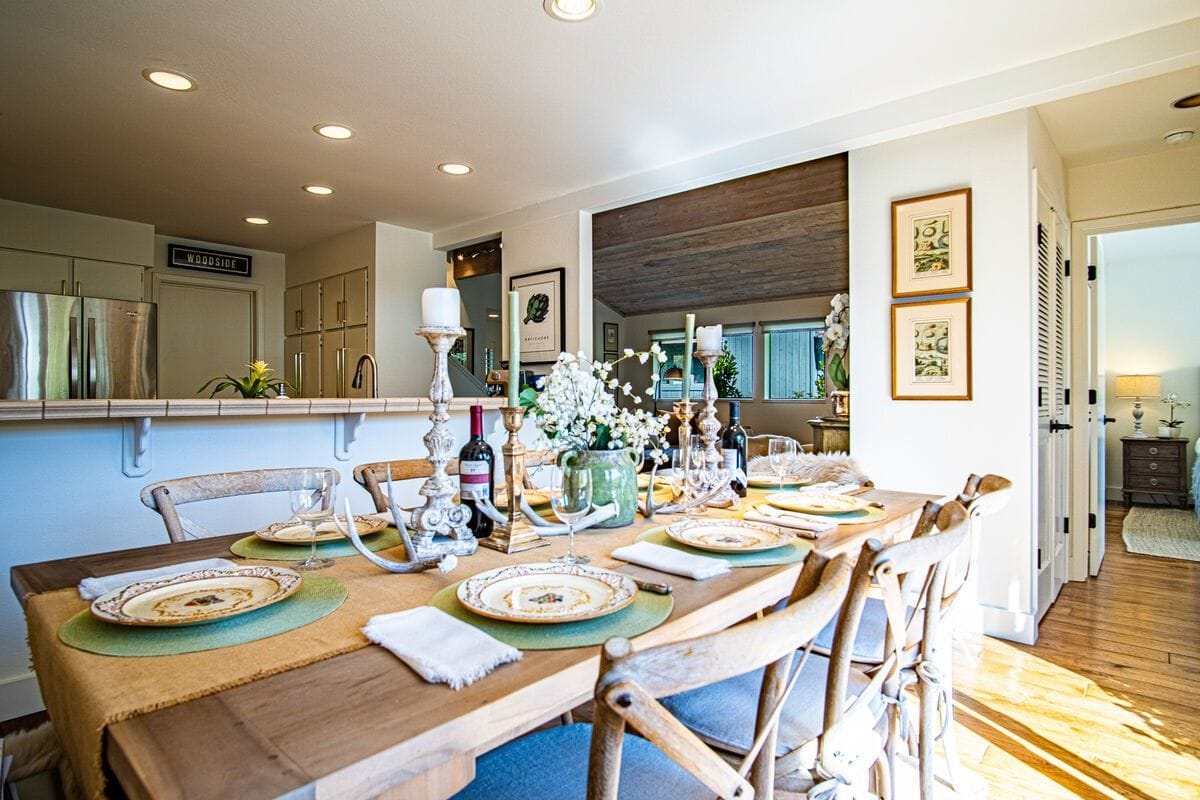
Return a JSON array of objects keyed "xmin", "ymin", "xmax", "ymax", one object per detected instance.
[
  {"xmin": 335, "ymin": 412, "xmax": 367, "ymax": 461},
  {"xmin": 122, "ymin": 417, "xmax": 152, "ymax": 478}
]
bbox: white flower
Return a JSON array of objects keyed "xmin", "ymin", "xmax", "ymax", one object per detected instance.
[
  {"xmin": 649, "ymin": 343, "xmax": 662, "ymax": 354},
  {"xmin": 638, "ymin": 352, "xmax": 649, "ymax": 365},
  {"xmin": 623, "ymin": 347, "xmax": 634, "ymax": 357}
]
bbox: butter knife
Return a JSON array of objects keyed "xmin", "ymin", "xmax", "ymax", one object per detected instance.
[{"xmin": 631, "ymin": 577, "xmax": 673, "ymax": 595}]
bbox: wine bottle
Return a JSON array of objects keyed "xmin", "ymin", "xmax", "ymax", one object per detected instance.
[
  {"xmin": 720, "ymin": 400, "xmax": 748, "ymax": 497},
  {"xmin": 458, "ymin": 404, "xmax": 496, "ymax": 537}
]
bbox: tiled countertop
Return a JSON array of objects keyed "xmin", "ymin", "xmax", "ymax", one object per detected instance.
[{"xmin": 0, "ymin": 396, "xmax": 504, "ymax": 422}]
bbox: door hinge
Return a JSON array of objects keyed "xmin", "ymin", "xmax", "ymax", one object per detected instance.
[
  {"xmin": 1089, "ymin": 388, "xmax": 1097, "ymax": 405},
  {"xmin": 1088, "ymin": 264, "xmax": 1097, "ymax": 281},
  {"xmin": 1064, "ymin": 388, "xmax": 1070, "ymax": 405},
  {"xmin": 1088, "ymin": 512, "xmax": 1097, "ymax": 529},
  {"xmin": 1064, "ymin": 259, "xmax": 1071, "ymax": 277},
  {"xmin": 1063, "ymin": 516, "xmax": 1070, "ymax": 535}
]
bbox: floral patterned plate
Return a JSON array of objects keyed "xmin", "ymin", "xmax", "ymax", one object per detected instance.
[
  {"xmin": 254, "ymin": 515, "xmax": 387, "ymax": 544},
  {"xmin": 457, "ymin": 563, "xmax": 638, "ymax": 624},
  {"xmin": 90, "ymin": 566, "xmax": 303, "ymax": 627},
  {"xmin": 763, "ymin": 492, "xmax": 871, "ymax": 515},
  {"xmin": 665, "ymin": 519, "xmax": 795, "ymax": 553}
]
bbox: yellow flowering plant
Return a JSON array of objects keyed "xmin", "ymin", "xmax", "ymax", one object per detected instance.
[{"xmin": 198, "ymin": 361, "xmax": 295, "ymax": 398}]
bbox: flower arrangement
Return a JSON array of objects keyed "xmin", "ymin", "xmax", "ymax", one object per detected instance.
[
  {"xmin": 822, "ymin": 292, "xmax": 849, "ymax": 392},
  {"xmin": 519, "ymin": 347, "xmax": 671, "ymax": 455},
  {"xmin": 1160, "ymin": 393, "xmax": 1191, "ymax": 429},
  {"xmin": 198, "ymin": 361, "xmax": 294, "ymax": 398}
]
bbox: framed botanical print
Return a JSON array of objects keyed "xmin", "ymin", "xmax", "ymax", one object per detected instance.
[
  {"xmin": 603, "ymin": 322, "xmax": 619, "ymax": 351},
  {"xmin": 602, "ymin": 350, "xmax": 619, "ymax": 364},
  {"xmin": 892, "ymin": 188, "xmax": 972, "ymax": 297},
  {"xmin": 509, "ymin": 267, "xmax": 566, "ymax": 364},
  {"xmin": 892, "ymin": 297, "xmax": 971, "ymax": 400}
]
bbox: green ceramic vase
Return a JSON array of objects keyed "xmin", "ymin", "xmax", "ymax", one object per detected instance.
[{"xmin": 566, "ymin": 448, "xmax": 640, "ymax": 528}]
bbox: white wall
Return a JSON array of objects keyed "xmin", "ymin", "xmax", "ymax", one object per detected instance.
[
  {"xmin": 0, "ymin": 198, "xmax": 154, "ymax": 266},
  {"xmin": 849, "ymin": 111, "xmax": 1040, "ymax": 642},
  {"xmin": 374, "ymin": 223, "xmax": 450, "ymax": 397}
]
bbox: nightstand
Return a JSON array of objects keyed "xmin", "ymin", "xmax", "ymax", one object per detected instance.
[{"xmin": 1121, "ymin": 436, "xmax": 1190, "ymax": 508}]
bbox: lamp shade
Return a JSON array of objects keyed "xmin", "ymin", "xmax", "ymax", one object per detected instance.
[{"xmin": 1115, "ymin": 374, "xmax": 1161, "ymax": 399}]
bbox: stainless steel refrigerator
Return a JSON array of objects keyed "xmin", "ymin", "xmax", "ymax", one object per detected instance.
[{"xmin": 0, "ymin": 290, "xmax": 157, "ymax": 399}]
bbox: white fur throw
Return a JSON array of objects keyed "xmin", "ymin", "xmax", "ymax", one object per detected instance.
[{"xmin": 747, "ymin": 452, "xmax": 871, "ymax": 486}]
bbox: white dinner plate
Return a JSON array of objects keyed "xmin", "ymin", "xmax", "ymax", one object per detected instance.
[
  {"xmin": 457, "ymin": 563, "xmax": 638, "ymax": 624},
  {"xmin": 763, "ymin": 492, "xmax": 871, "ymax": 515},
  {"xmin": 665, "ymin": 518, "xmax": 795, "ymax": 553},
  {"xmin": 90, "ymin": 566, "xmax": 302, "ymax": 627},
  {"xmin": 254, "ymin": 515, "xmax": 387, "ymax": 544},
  {"xmin": 747, "ymin": 474, "xmax": 809, "ymax": 488}
]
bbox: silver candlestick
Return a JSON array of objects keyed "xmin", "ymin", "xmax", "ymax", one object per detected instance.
[
  {"xmin": 410, "ymin": 325, "xmax": 477, "ymax": 559},
  {"xmin": 696, "ymin": 349, "xmax": 739, "ymax": 507}
]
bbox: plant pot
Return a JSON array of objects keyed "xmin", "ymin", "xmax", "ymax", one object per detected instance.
[
  {"xmin": 567, "ymin": 448, "xmax": 639, "ymax": 528},
  {"xmin": 1158, "ymin": 426, "xmax": 1181, "ymax": 439},
  {"xmin": 830, "ymin": 390, "xmax": 850, "ymax": 419}
]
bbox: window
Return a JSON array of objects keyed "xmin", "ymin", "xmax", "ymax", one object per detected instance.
[
  {"xmin": 652, "ymin": 325, "xmax": 753, "ymax": 401},
  {"xmin": 763, "ymin": 320, "xmax": 825, "ymax": 400}
]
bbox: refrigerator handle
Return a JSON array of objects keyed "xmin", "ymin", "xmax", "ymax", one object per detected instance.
[
  {"xmin": 86, "ymin": 316, "xmax": 98, "ymax": 399},
  {"xmin": 69, "ymin": 316, "xmax": 81, "ymax": 398}
]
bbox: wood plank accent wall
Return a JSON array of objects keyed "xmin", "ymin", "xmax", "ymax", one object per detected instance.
[
  {"xmin": 450, "ymin": 237, "xmax": 502, "ymax": 281},
  {"xmin": 592, "ymin": 154, "xmax": 848, "ymax": 315}
]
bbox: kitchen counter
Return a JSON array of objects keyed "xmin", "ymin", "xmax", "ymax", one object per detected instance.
[{"xmin": 0, "ymin": 396, "xmax": 503, "ymax": 421}]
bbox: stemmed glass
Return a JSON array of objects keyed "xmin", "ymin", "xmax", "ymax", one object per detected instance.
[
  {"xmin": 549, "ymin": 453, "xmax": 592, "ymax": 566},
  {"xmin": 290, "ymin": 469, "xmax": 335, "ymax": 571},
  {"xmin": 684, "ymin": 435, "xmax": 708, "ymax": 515},
  {"xmin": 768, "ymin": 438, "xmax": 797, "ymax": 493}
]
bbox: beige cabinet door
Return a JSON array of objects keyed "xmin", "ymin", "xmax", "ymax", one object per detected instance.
[
  {"xmin": 0, "ymin": 249, "xmax": 71, "ymax": 295},
  {"xmin": 320, "ymin": 329, "xmax": 346, "ymax": 398},
  {"xmin": 283, "ymin": 335, "xmax": 301, "ymax": 395},
  {"xmin": 343, "ymin": 268, "xmax": 368, "ymax": 326},
  {"xmin": 321, "ymin": 276, "xmax": 344, "ymax": 330},
  {"xmin": 157, "ymin": 280, "xmax": 254, "ymax": 398},
  {"xmin": 298, "ymin": 332, "xmax": 320, "ymax": 398},
  {"xmin": 72, "ymin": 259, "xmax": 145, "ymax": 301},
  {"xmin": 284, "ymin": 287, "xmax": 302, "ymax": 336},
  {"xmin": 344, "ymin": 326, "xmax": 369, "ymax": 397},
  {"xmin": 299, "ymin": 282, "xmax": 321, "ymax": 333}
]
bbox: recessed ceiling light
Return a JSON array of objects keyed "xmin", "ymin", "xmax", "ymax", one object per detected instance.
[
  {"xmin": 1164, "ymin": 129, "xmax": 1196, "ymax": 145},
  {"xmin": 313, "ymin": 123, "xmax": 355, "ymax": 140},
  {"xmin": 243, "ymin": 217, "xmax": 270, "ymax": 225},
  {"xmin": 302, "ymin": 184, "xmax": 335, "ymax": 196},
  {"xmin": 543, "ymin": 0, "xmax": 600, "ymax": 22},
  {"xmin": 438, "ymin": 163, "xmax": 473, "ymax": 176},
  {"xmin": 1172, "ymin": 92, "xmax": 1200, "ymax": 109},
  {"xmin": 142, "ymin": 69, "xmax": 196, "ymax": 92}
]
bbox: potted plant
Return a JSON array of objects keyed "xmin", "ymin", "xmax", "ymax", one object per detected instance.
[
  {"xmin": 198, "ymin": 361, "xmax": 295, "ymax": 398},
  {"xmin": 1158, "ymin": 393, "xmax": 1191, "ymax": 438},
  {"xmin": 520, "ymin": 348, "xmax": 669, "ymax": 527},
  {"xmin": 823, "ymin": 292, "xmax": 849, "ymax": 416}
]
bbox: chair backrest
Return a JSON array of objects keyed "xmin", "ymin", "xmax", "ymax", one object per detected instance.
[
  {"xmin": 746, "ymin": 434, "xmax": 809, "ymax": 460},
  {"xmin": 944, "ymin": 473, "xmax": 1013, "ymax": 606},
  {"xmin": 353, "ymin": 451, "xmax": 557, "ymax": 512},
  {"xmin": 140, "ymin": 468, "xmax": 340, "ymax": 542},
  {"xmin": 588, "ymin": 552, "xmax": 855, "ymax": 799}
]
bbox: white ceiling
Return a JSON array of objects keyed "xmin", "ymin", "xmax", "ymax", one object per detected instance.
[
  {"xmin": 1, "ymin": 1, "xmax": 1199, "ymax": 253},
  {"xmin": 1036, "ymin": 65, "xmax": 1200, "ymax": 167}
]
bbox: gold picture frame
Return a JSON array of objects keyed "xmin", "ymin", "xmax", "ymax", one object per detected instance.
[
  {"xmin": 892, "ymin": 188, "xmax": 972, "ymax": 297},
  {"xmin": 891, "ymin": 297, "xmax": 972, "ymax": 401}
]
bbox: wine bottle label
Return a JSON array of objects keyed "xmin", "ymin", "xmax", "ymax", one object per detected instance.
[
  {"xmin": 723, "ymin": 450, "xmax": 738, "ymax": 471},
  {"xmin": 460, "ymin": 460, "xmax": 490, "ymax": 500}
]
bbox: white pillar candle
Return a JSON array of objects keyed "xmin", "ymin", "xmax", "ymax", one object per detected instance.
[
  {"xmin": 696, "ymin": 324, "xmax": 722, "ymax": 352},
  {"xmin": 508, "ymin": 290, "xmax": 521, "ymax": 407},
  {"xmin": 421, "ymin": 288, "xmax": 461, "ymax": 328}
]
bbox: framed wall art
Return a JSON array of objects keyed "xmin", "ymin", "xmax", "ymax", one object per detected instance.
[
  {"xmin": 892, "ymin": 187, "xmax": 971, "ymax": 297},
  {"xmin": 603, "ymin": 322, "xmax": 619, "ymax": 351},
  {"xmin": 509, "ymin": 267, "xmax": 566, "ymax": 364},
  {"xmin": 892, "ymin": 297, "xmax": 971, "ymax": 400}
]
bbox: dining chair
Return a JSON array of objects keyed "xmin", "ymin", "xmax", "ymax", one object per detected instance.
[
  {"xmin": 139, "ymin": 467, "xmax": 340, "ymax": 542},
  {"xmin": 746, "ymin": 434, "xmax": 810, "ymax": 460},
  {"xmin": 451, "ymin": 551, "xmax": 855, "ymax": 800},
  {"xmin": 353, "ymin": 451, "xmax": 557, "ymax": 512},
  {"xmin": 661, "ymin": 500, "xmax": 972, "ymax": 799}
]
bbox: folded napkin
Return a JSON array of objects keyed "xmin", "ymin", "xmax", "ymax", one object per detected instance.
[
  {"xmin": 610, "ymin": 541, "xmax": 731, "ymax": 580},
  {"xmin": 743, "ymin": 506, "xmax": 836, "ymax": 538},
  {"xmin": 78, "ymin": 558, "xmax": 238, "ymax": 600},
  {"xmin": 362, "ymin": 606, "xmax": 521, "ymax": 690}
]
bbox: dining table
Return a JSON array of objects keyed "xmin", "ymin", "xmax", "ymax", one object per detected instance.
[{"xmin": 11, "ymin": 486, "xmax": 935, "ymax": 800}]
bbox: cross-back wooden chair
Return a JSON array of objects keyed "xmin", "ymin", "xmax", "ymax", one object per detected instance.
[
  {"xmin": 140, "ymin": 468, "xmax": 340, "ymax": 542},
  {"xmin": 352, "ymin": 451, "xmax": 557, "ymax": 512},
  {"xmin": 451, "ymin": 552, "xmax": 855, "ymax": 800},
  {"xmin": 661, "ymin": 500, "xmax": 972, "ymax": 799}
]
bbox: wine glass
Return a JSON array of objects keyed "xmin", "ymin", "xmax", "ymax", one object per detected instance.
[
  {"xmin": 549, "ymin": 454, "xmax": 592, "ymax": 565},
  {"xmin": 290, "ymin": 469, "xmax": 335, "ymax": 571},
  {"xmin": 768, "ymin": 438, "xmax": 797, "ymax": 493},
  {"xmin": 685, "ymin": 436, "xmax": 708, "ymax": 515}
]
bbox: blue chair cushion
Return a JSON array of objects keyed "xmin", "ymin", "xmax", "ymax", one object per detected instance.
[
  {"xmin": 451, "ymin": 723, "xmax": 712, "ymax": 800},
  {"xmin": 811, "ymin": 597, "xmax": 914, "ymax": 665},
  {"xmin": 660, "ymin": 653, "xmax": 872, "ymax": 757}
]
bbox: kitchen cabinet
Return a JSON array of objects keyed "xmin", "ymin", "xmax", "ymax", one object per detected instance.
[
  {"xmin": 0, "ymin": 249, "xmax": 71, "ymax": 295},
  {"xmin": 285, "ymin": 281, "xmax": 322, "ymax": 336},
  {"xmin": 0, "ymin": 250, "xmax": 145, "ymax": 300},
  {"xmin": 284, "ymin": 332, "xmax": 321, "ymax": 398},
  {"xmin": 320, "ymin": 326, "xmax": 369, "ymax": 398},
  {"xmin": 72, "ymin": 259, "xmax": 144, "ymax": 301},
  {"xmin": 321, "ymin": 268, "xmax": 368, "ymax": 330}
]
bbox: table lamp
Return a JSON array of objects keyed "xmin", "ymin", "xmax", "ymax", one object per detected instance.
[{"xmin": 1115, "ymin": 374, "xmax": 1162, "ymax": 438}]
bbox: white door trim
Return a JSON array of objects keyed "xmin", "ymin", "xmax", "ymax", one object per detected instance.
[
  {"xmin": 1068, "ymin": 203, "xmax": 1200, "ymax": 581},
  {"xmin": 150, "ymin": 272, "xmax": 266, "ymax": 361}
]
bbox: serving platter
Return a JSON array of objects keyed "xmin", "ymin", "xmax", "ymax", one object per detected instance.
[
  {"xmin": 747, "ymin": 474, "xmax": 809, "ymax": 488},
  {"xmin": 90, "ymin": 566, "xmax": 303, "ymax": 627},
  {"xmin": 763, "ymin": 492, "xmax": 871, "ymax": 515},
  {"xmin": 456, "ymin": 563, "xmax": 638, "ymax": 624},
  {"xmin": 665, "ymin": 518, "xmax": 795, "ymax": 553},
  {"xmin": 254, "ymin": 515, "xmax": 387, "ymax": 544}
]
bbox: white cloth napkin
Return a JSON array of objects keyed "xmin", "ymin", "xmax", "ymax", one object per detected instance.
[
  {"xmin": 743, "ymin": 506, "xmax": 837, "ymax": 537},
  {"xmin": 610, "ymin": 541, "xmax": 731, "ymax": 580},
  {"xmin": 362, "ymin": 606, "xmax": 521, "ymax": 690},
  {"xmin": 78, "ymin": 558, "xmax": 238, "ymax": 600}
]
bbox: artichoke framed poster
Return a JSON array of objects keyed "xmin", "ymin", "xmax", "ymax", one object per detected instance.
[
  {"xmin": 510, "ymin": 267, "xmax": 566, "ymax": 364},
  {"xmin": 891, "ymin": 297, "xmax": 972, "ymax": 400},
  {"xmin": 892, "ymin": 187, "xmax": 971, "ymax": 297}
]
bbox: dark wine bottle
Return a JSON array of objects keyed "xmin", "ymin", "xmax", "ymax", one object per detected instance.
[
  {"xmin": 720, "ymin": 400, "xmax": 748, "ymax": 497},
  {"xmin": 458, "ymin": 404, "xmax": 496, "ymax": 537}
]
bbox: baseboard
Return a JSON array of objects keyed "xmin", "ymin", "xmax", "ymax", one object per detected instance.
[
  {"xmin": 980, "ymin": 605, "xmax": 1038, "ymax": 645},
  {"xmin": 0, "ymin": 671, "xmax": 44, "ymax": 723}
]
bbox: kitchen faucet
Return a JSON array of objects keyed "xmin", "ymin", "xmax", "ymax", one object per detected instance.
[{"xmin": 351, "ymin": 353, "xmax": 379, "ymax": 398}]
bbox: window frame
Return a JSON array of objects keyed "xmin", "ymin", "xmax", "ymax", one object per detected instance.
[
  {"xmin": 761, "ymin": 318, "xmax": 827, "ymax": 403},
  {"xmin": 650, "ymin": 324, "xmax": 755, "ymax": 402}
]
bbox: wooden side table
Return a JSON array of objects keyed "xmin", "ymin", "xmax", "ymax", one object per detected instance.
[
  {"xmin": 1121, "ymin": 436, "xmax": 1190, "ymax": 508},
  {"xmin": 808, "ymin": 416, "xmax": 850, "ymax": 454}
]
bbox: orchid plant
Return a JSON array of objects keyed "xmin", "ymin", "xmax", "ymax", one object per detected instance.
[
  {"xmin": 822, "ymin": 292, "xmax": 849, "ymax": 391},
  {"xmin": 1160, "ymin": 393, "xmax": 1191, "ymax": 428},
  {"xmin": 519, "ymin": 347, "xmax": 671, "ymax": 456}
]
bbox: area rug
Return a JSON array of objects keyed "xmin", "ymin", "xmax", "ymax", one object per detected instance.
[{"xmin": 1121, "ymin": 505, "xmax": 1200, "ymax": 562}]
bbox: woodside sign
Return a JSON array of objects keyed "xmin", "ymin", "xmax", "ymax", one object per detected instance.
[{"xmin": 167, "ymin": 244, "xmax": 252, "ymax": 277}]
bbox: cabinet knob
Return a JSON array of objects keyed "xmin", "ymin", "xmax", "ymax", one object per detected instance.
[
  {"xmin": 1149, "ymin": 477, "xmax": 1158, "ymax": 486},
  {"xmin": 1149, "ymin": 447, "xmax": 1159, "ymax": 455},
  {"xmin": 1149, "ymin": 462, "xmax": 1158, "ymax": 470}
]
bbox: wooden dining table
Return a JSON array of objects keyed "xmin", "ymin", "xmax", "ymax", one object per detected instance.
[{"xmin": 11, "ymin": 487, "xmax": 934, "ymax": 800}]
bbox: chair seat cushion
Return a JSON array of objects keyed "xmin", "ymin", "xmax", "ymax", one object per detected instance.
[
  {"xmin": 811, "ymin": 597, "xmax": 914, "ymax": 665},
  {"xmin": 451, "ymin": 723, "xmax": 712, "ymax": 800},
  {"xmin": 660, "ymin": 653, "xmax": 874, "ymax": 757}
]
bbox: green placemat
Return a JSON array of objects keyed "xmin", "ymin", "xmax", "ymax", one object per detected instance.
[
  {"xmin": 637, "ymin": 527, "xmax": 812, "ymax": 567},
  {"xmin": 230, "ymin": 527, "xmax": 402, "ymax": 560},
  {"xmin": 59, "ymin": 575, "xmax": 347, "ymax": 657},
  {"xmin": 429, "ymin": 582, "xmax": 673, "ymax": 650}
]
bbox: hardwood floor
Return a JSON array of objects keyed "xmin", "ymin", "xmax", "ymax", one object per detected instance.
[{"xmin": 957, "ymin": 503, "xmax": 1200, "ymax": 800}]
